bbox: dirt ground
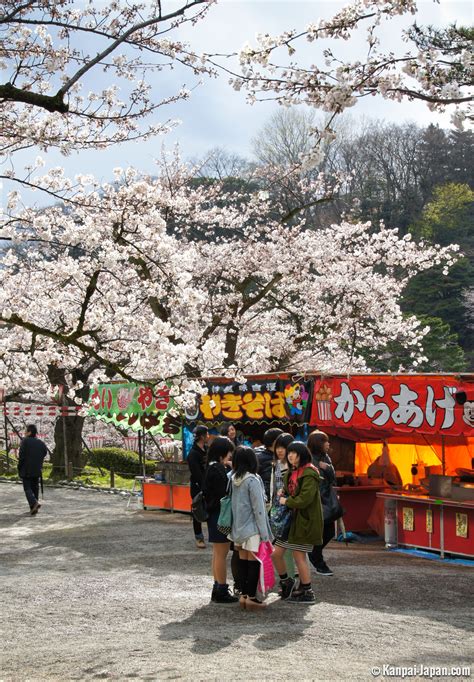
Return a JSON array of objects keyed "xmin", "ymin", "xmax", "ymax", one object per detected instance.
[{"xmin": 0, "ymin": 483, "xmax": 472, "ymax": 682}]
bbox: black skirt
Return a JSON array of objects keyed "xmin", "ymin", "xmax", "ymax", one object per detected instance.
[{"xmin": 207, "ymin": 508, "xmax": 229, "ymax": 543}]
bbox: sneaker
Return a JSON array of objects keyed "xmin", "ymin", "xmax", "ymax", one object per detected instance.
[
  {"xmin": 288, "ymin": 588, "xmax": 316, "ymax": 604},
  {"xmin": 214, "ymin": 586, "xmax": 239, "ymax": 604},
  {"xmin": 233, "ymin": 586, "xmax": 242, "ymax": 597},
  {"xmin": 211, "ymin": 585, "xmax": 218, "ymax": 602},
  {"xmin": 315, "ymin": 562, "xmax": 333, "ymax": 576},
  {"xmin": 195, "ymin": 539, "xmax": 206, "ymax": 549},
  {"xmin": 279, "ymin": 577, "xmax": 295, "ymax": 600},
  {"xmin": 30, "ymin": 502, "xmax": 41, "ymax": 516}
]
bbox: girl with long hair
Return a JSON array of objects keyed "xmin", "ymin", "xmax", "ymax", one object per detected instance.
[
  {"xmin": 202, "ymin": 436, "xmax": 238, "ymax": 604},
  {"xmin": 272, "ymin": 432, "xmax": 294, "ymax": 503},
  {"xmin": 272, "ymin": 441, "xmax": 323, "ymax": 604},
  {"xmin": 307, "ymin": 430, "xmax": 337, "ymax": 576},
  {"xmin": 230, "ymin": 446, "xmax": 273, "ymax": 611}
]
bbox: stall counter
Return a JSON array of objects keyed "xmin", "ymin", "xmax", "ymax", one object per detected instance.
[
  {"xmin": 378, "ymin": 491, "xmax": 474, "ymax": 559},
  {"xmin": 142, "ymin": 480, "xmax": 386, "ymax": 529},
  {"xmin": 336, "ymin": 485, "xmax": 387, "ymax": 533},
  {"xmin": 143, "ymin": 480, "xmax": 192, "ymax": 513}
]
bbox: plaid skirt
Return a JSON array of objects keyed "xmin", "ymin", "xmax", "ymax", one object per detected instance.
[{"xmin": 274, "ymin": 539, "xmax": 312, "ymax": 552}]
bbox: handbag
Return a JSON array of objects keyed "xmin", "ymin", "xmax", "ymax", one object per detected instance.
[
  {"xmin": 254, "ymin": 541, "xmax": 275, "ymax": 595},
  {"xmin": 323, "ymin": 486, "xmax": 344, "ymax": 522},
  {"xmin": 269, "ymin": 501, "xmax": 292, "ymax": 541},
  {"xmin": 217, "ymin": 479, "xmax": 232, "ymax": 535},
  {"xmin": 191, "ymin": 490, "xmax": 208, "ymax": 522}
]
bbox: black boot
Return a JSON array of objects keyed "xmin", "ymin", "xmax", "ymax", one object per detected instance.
[
  {"xmin": 238, "ymin": 557, "xmax": 249, "ymax": 597},
  {"xmin": 231, "ymin": 550, "xmax": 242, "ymax": 595},
  {"xmin": 214, "ymin": 584, "xmax": 239, "ymax": 604},
  {"xmin": 279, "ymin": 576, "xmax": 296, "ymax": 600}
]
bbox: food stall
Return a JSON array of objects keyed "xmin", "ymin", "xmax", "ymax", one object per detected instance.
[
  {"xmin": 309, "ymin": 373, "xmax": 474, "ymax": 555},
  {"xmin": 88, "ymin": 382, "xmax": 186, "ymax": 511},
  {"xmin": 184, "ymin": 375, "xmax": 312, "ymax": 442},
  {"xmin": 88, "ymin": 373, "xmax": 474, "ymax": 548},
  {"xmin": 181, "ymin": 373, "xmax": 314, "ymax": 503},
  {"xmin": 378, "ymin": 489, "xmax": 474, "ymax": 559}
]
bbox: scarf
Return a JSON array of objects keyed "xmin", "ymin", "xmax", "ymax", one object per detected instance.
[{"xmin": 288, "ymin": 462, "xmax": 317, "ymax": 496}]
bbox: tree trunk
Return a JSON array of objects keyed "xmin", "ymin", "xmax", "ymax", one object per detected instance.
[
  {"xmin": 223, "ymin": 318, "xmax": 239, "ymax": 368},
  {"xmin": 47, "ymin": 364, "xmax": 93, "ymax": 479},
  {"xmin": 50, "ymin": 414, "xmax": 86, "ymax": 479}
]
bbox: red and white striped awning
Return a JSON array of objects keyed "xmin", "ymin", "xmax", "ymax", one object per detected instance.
[{"xmin": 0, "ymin": 403, "xmax": 83, "ymax": 417}]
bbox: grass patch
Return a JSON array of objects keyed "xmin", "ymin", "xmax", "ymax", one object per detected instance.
[
  {"xmin": 0, "ymin": 457, "xmax": 136, "ymax": 490},
  {"xmin": 72, "ymin": 467, "xmax": 136, "ymax": 490}
]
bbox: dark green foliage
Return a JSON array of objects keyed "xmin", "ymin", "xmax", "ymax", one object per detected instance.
[
  {"xmin": 402, "ymin": 260, "xmax": 472, "ymax": 337},
  {"xmin": 368, "ymin": 316, "xmax": 467, "ymax": 373},
  {"xmin": 0, "ymin": 450, "xmax": 18, "ymax": 475},
  {"xmin": 417, "ymin": 317, "xmax": 467, "ymax": 372},
  {"xmin": 404, "ymin": 182, "xmax": 474, "ymax": 366},
  {"xmin": 87, "ymin": 447, "xmax": 155, "ymax": 477}
]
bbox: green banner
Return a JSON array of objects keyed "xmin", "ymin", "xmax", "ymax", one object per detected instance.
[{"xmin": 88, "ymin": 383, "xmax": 181, "ymax": 439}]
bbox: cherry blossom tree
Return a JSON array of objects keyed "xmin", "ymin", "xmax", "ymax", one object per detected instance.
[
  {"xmin": 0, "ymin": 154, "xmax": 458, "ymax": 470},
  {"xmin": 222, "ymin": 0, "xmax": 472, "ymax": 159},
  {"xmin": 1, "ymin": 1, "xmax": 471, "ymax": 169},
  {"xmin": 0, "ymin": 0, "xmax": 469, "ymax": 471},
  {"xmin": 0, "ymin": 0, "xmax": 212, "ymax": 152}
]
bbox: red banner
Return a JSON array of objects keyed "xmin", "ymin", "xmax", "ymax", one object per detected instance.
[{"xmin": 309, "ymin": 375, "xmax": 474, "ymax": 438}]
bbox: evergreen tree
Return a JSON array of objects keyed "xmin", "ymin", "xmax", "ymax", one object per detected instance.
[
  {"xmin": 368, "ymin": 315, "xmax": 467, "ymax": 373},
  {"xmin": 448, "ymin": 129, "xmax": 474, "ymax": 187},
  {"xmin": 404, "ymin": 183, "xmax": 474, "ymax": 367}
]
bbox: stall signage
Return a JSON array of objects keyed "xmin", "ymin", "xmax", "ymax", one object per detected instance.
[
  {"xmin": 185, "ymin": 379, "xmax": 312, "ymax": 424},
  {"xmin": 310, "ymin": 376, "xmax": 474, "ymax": 436},
  {"xmin": 88, "ymin": 383, "xmax": 181, "ymax": 439}
]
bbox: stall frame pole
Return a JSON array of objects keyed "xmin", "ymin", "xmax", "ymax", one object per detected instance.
[
  {"xmin": 142, "ymin": 427, "xmax": 146, "ymax": 479},
  {"xmin": 440, "ymin": 506, "xmax": 445, "ymax": 559},
  {"xmin": 3, "ymin": 397, "xmax": 10, "ymax": 471},
  {"xmin": 62, "ymin": 393, "xmax": 69, "ymax": 480},
  {"xmin": 441, "ymin": 435, "xmax": 446, "ymax": 476}
]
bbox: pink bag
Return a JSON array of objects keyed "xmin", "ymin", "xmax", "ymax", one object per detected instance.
[{"xmin": 252, "ymin": 541, "xmax": 275, "ymax": 595}]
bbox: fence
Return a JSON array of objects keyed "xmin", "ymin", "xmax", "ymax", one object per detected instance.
[
  {"xmin": 0, "ymin": 417, "xmax": 182, "ymax": 489},
  {"xmin": 122, "ymin": 436, "xmax": 138, "ymax": 452}
]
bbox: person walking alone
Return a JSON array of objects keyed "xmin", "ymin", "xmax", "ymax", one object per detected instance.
[
  {"xmin": 18, "ymin": 424, "xmax": 47, "ymax": 515},
  {"xmin": 187, "ymin": 425, "xmax": 209, "ymax": 549}
]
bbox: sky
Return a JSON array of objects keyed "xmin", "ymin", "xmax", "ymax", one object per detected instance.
[{"xmin": 3, "ymin": 0, "xmax": 472, "ymax": 204}]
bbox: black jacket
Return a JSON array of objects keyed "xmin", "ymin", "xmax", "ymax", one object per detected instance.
[
  {"xmin": 202, "ymin": 462, "xmax": 229, "ymax": 513},
  {"xmin": 312, "ymin": 453, "xmax": 336, "ymax": 513},
  {"xmin": 255, "ymin": 446, "xmax": 274, "ymax": 502},
  {"xmin": 187, "ymin": 444, "xmax": 207, "ymax": 489},
  {"xmin": 18, "ymin": 436, "xmax": 47, "ymax": 478}
]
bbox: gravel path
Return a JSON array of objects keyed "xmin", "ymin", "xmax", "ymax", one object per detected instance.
[{"xmin": 0, "ymin": 482, "xmax": 472, "ymax": 681}]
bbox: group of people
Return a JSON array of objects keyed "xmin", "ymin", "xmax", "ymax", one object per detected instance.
[
  {"xmin": 188, "ymin": 424, "xmax": 340, "ymax": 609},
  {"xmin": 17, "ymin": 420, "xmax": 340, "ymax": 610}
]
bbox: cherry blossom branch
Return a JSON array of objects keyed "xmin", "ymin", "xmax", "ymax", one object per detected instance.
[{"xmin": 3, "ymin": 313, "xmax": 139, "ymax": 384}]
